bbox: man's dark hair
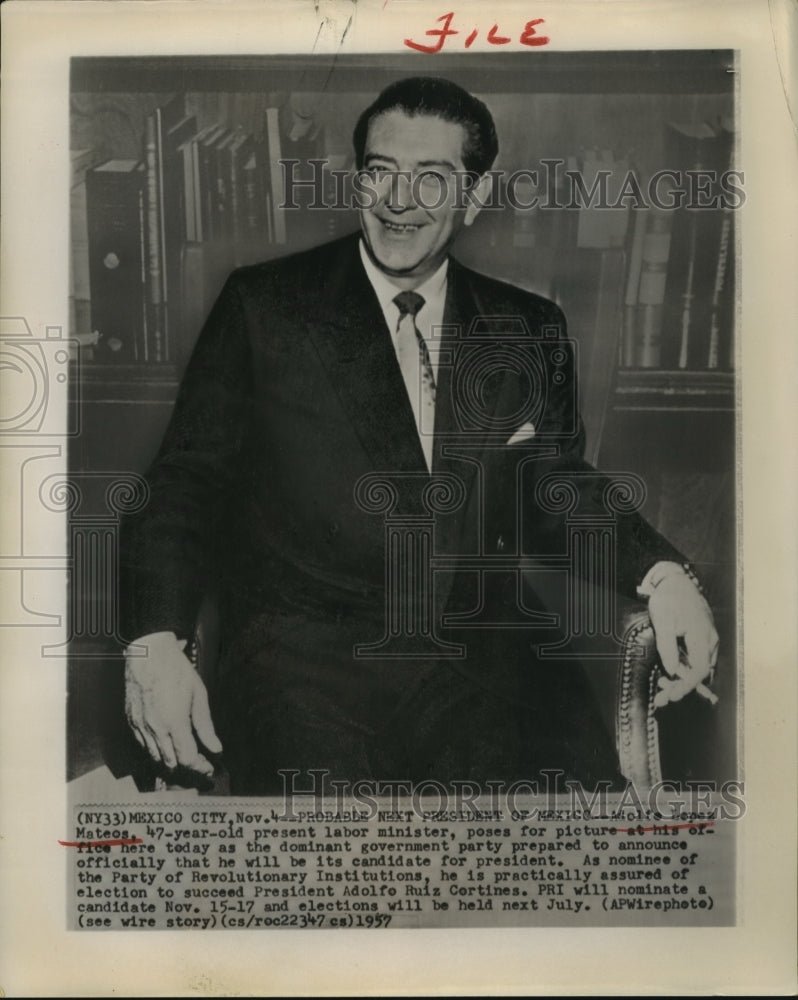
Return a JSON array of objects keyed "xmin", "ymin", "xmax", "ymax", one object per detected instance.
[{"xmin": 352, "ymin": 76, "xmax": 499, "ymax": 176}]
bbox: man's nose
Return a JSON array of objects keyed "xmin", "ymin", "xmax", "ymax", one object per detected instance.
[{"xmin": 385, "ymin": 171, "xmax": 417, "ymax": 212}]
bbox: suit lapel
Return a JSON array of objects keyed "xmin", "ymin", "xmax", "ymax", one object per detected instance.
[
  {"xmin": 305, "ymin": 244, "xmax": 514, "ymax": 617},
  {"xmin": 306, "ymin": 237, "xmax": 427, "ymax": 475},
  {"xmin": 433, "ymin": 259, "xmax": 508, "ymax": 505}
]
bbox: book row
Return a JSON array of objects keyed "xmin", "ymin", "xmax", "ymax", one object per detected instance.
[
  {"xmin": 71, "ymin": 95, "xmax": 352, "ymax": 365},
  {"xmin": 70, "ymin": 99, "xmax": 735, "ymax": 373}
]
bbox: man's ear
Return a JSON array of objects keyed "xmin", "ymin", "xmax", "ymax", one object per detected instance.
[{"xmin": 463, "ymin": 173, "xmax": 493, "ymax": 227}]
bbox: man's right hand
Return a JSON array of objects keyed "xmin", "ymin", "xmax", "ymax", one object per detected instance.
[{"xmin": 124, "ymin": 631, "xmax": 223, "ymax": 777}]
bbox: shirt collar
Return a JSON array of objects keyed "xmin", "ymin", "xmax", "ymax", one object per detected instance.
[{"xmin": 358, "ymin": 239, "xmax": 448, "ymax": 331}]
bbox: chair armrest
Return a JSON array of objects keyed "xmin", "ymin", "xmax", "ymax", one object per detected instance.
[{"xmin": 616, "ymin": 608, "xmax": 662, "ymax": 791}]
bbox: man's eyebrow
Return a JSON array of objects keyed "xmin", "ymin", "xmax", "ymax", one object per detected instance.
[
  {"xmin": 363, "ymin": 153, "xmax": 458, "ymax": 170},
  {"xmin": 363, "ymin": 153, "xmax": 399, "ymax": 166}
]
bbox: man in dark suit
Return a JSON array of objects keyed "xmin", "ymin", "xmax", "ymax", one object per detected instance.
[{"xmin": 121, "ymin": 77, "xmax": 718, "ymax": 794}]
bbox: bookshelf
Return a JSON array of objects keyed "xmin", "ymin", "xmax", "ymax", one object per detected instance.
[
  {"xmin": 68, "ymin": 53, "xmax": 738, "ymax": 784},
  {"xmin": 70, "ymin": 51, "xmax": 736, "ymax": 369}
]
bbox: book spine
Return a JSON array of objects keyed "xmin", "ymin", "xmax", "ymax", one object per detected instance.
[
  {"xmin": 181, "ymin": 142, "xmax": 196, "ymax": 242},
  {"xmin": 191, "ymin": 136, "xmax": 204, "ymax": 242},
  {"xmin": 198, "ymin": 132, "xmax": 217, "ymax": 243},
  {"xmin": 213, "ymin": 138, "xmax": 230, "ymax": 245},
  {"xmin": 144, "ymin": 114, "xmax": 166, "ymax": 362},
  {"xmin": 675, "ymin": 215, "xmax": 698, "ymax": 370},
  {"xmin": 231, "ymin": 135, "xmax": 257, "ymax": 264},
  {"xmin": 180, "ymin": 242, "xmax": 208, "ymax": 360},
  {"xmin": 85, "ymin": 166, "xmax": 147, "ymax": 364},
  {"xmin": 264, "ymin": 190, "xmax": 274, "ymax": 244},
  {"xmin": 264, "ymin": 108, "xmax": 287, "ymax": 244},
  {"xmin": 635, "ymin": 209, "xmax": 672, "ymax": 368},
  {"xmin": 254, "ymin": 137, "xmax": 274, "ymax": 245},
  {"xmin": 137, "ymin": 185, "xmax": 148, "ymax": 364},
  {"xmin": 706, "ymin": 212, "xmax": 733, "ymax": 370},
  {"xmin": 229, "ymin": 144, "xmax": 242, "ymax": 260},
  {"xmin": 621, "ymin": 206, "xmax": 648, "ymax": 366},
  {"xmin": 70, "ymin": 170, "xmax": 92, "ymax": 336},
  {"xmin": 162, "ymin": 138, "xmax": 190, "ymax": 363},
  {"xmin": 156, "ymin": 106, "xmax": 170, "ymax": 362},
  {"xmin": 242, "ymin": 150, "xmax": 261, "ymax": 243}
]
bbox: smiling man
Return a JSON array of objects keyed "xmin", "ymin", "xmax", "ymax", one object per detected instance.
[
  {"xmin": 121, "ymin": 76, "xmax": 717, "ymax": 796},
  {"xmin": 356, "ymin": 108, "xmax": 488, "ymax": 284}
]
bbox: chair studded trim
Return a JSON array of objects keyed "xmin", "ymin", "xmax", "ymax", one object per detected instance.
[{"xmin": 617, "ymin": 611, "xmax": 663, "ymax": 791}]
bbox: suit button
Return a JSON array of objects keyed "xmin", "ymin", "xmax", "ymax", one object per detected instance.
[{"xmin": 496, "ymin": 535, "xmax": 505, "ymax": 551}]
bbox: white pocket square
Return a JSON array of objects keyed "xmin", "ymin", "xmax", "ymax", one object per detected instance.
[{"xmin": 506, "ymin": 422, "xmax": 536, "ymax": 445}]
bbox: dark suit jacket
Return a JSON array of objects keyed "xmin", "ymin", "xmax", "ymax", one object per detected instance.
[{"xmin": 121, "ymin": 232, "xmax": 682, "ymax": 791}]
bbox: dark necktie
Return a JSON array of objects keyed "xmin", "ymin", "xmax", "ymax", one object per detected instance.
[{"xmin": 393, "ymin": 290, "xmax": 435, "ymax": 469}]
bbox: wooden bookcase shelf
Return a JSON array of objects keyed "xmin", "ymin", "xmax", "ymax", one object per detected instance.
[
  {"xmin": 76, "ymin": 362, "xmax": 179, "ymax": 395},
  {"xmin": 613, "ymin": 368, "xmax": 735, "ymax": 411}
]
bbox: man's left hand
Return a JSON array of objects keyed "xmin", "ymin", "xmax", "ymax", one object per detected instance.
[{"xmin": 646, "ymin": 570, "xmax": 719, "ymax": 708}]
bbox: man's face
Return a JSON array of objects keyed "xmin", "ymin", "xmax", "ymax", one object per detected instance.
[{"xmin": 358, "ymin": 109, "xmax": 483, "ymax": 289}]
